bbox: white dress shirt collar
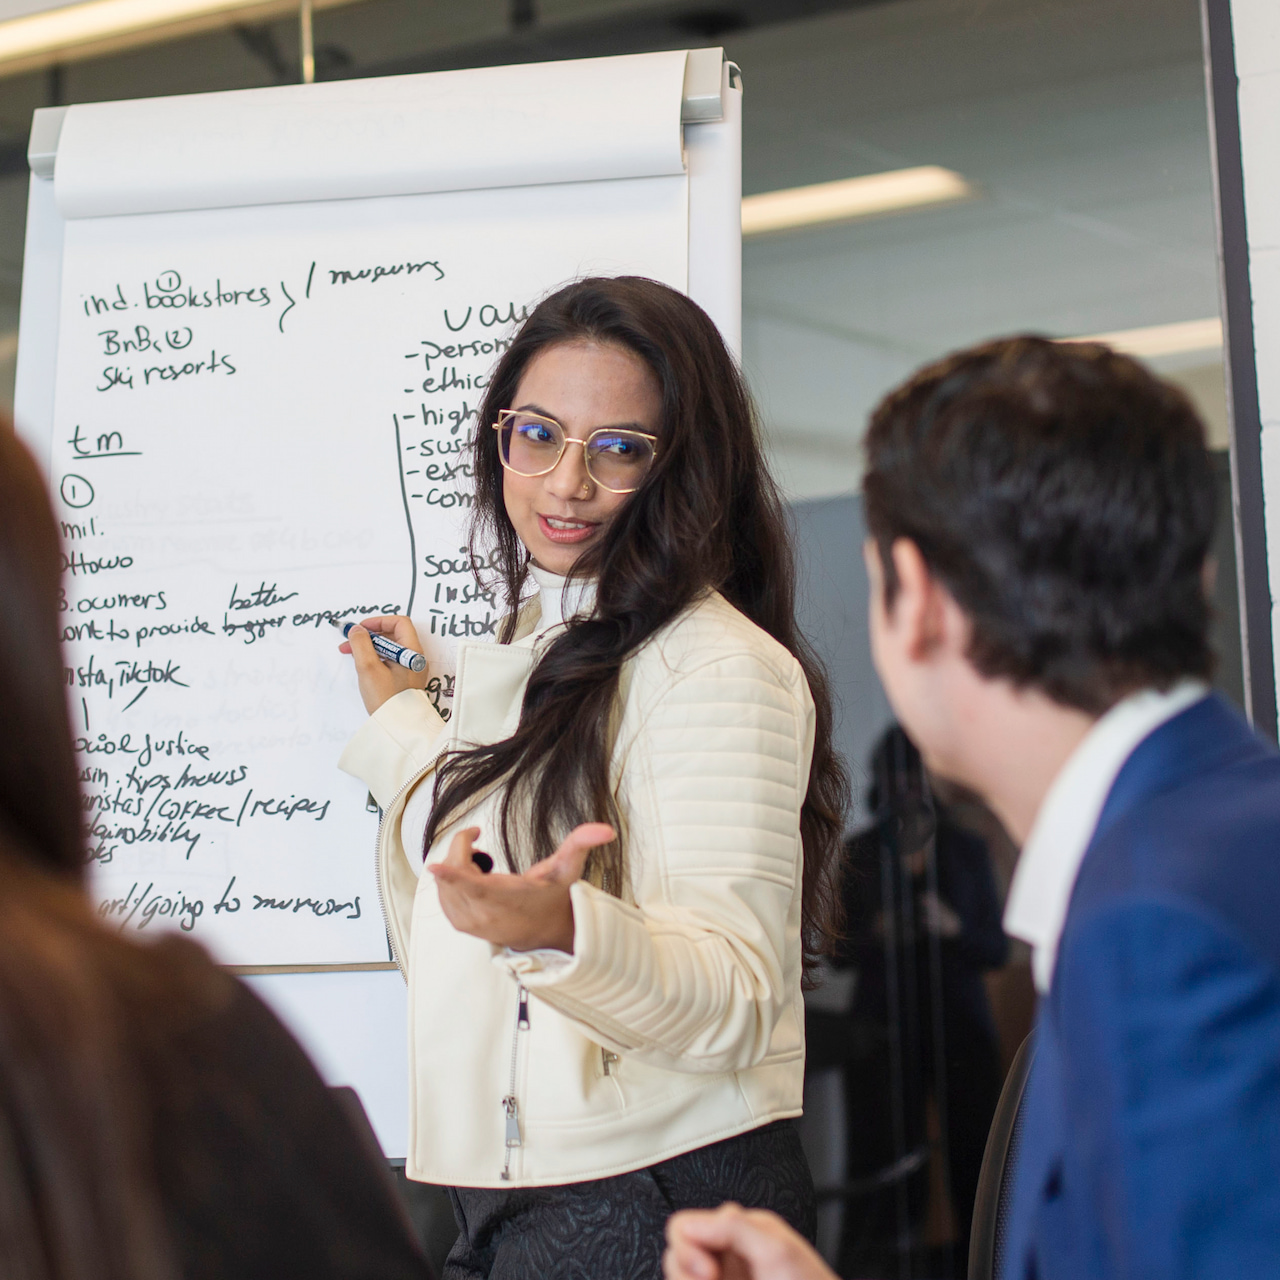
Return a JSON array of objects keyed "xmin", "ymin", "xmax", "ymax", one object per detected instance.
[{"xmin": 1003, "ymin": 679, "xmax": 1209, "ymax": 994}]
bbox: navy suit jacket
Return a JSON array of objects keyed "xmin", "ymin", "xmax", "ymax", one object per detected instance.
[{"xmin": 1002, "ymin": 694, "xmax": 1280, "ymax": 1280}]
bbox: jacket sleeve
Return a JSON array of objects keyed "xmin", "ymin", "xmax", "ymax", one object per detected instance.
[
  {"xmin": 337, "ymin": 688, "xmax": 448, "ymax": 809},
  {"xmin": 503, "ymin": 649, "xmax": 813, "ymax": 1074},
  {"xmin": 1049, "ymin": 898, "xmax": 1280, "ymax": 1279}
]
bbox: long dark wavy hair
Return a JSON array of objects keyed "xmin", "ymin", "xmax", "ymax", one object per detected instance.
[{"xmin": 424, "ymin": 277, "xmax": 850, "ymax": 968}]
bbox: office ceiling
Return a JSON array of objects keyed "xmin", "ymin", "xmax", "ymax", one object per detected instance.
[
  {"xmin": 0, "ymin": 0, "xmax": 1222, "ymax": 500},
  {"xmin": 730, "ymin": 0, "xmax": 1223, "ymax": 496}
]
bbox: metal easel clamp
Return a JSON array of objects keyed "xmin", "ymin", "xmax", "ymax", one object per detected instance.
[
  {"xmin": 681, "ymin": 47, "xmax": 726, "ymax": 123},
  {"xmin": 27, "ymin": 104, "xmax": 66, "ymax": 179}
]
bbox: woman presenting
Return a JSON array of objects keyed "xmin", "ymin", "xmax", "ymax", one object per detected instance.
[{"xmin": 338, "ymin": 277, "xmax": 847, "ymax": 1278}]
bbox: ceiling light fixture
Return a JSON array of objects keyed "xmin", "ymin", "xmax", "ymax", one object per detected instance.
[
  {"xmin": 0, "ymin": 0, "xmax": 356, "ymax": 77},
  {"xmin": 1064, "ymin": 317, "xmax": 1223, "ymax": 359},
  {"xmin": 741, "ymin": 165, "xmax": 976, "ymax": 238}
]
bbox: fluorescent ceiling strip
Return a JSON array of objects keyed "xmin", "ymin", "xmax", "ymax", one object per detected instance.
[
  {"xmin": 1067, "ymin": 317, "xmax": 1223, "ymax": 359},
  {"xmin": 741, "ymin": 166, "xmax": 975, "ymax": 237},
  {"xmin": 0, "ymin": 0, "xmax": 353, "ymax": 73}
]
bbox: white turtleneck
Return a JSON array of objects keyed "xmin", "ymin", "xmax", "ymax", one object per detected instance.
[{"xmin": 529, "ymin": 563, "xmax": 597, "ymax": 633}]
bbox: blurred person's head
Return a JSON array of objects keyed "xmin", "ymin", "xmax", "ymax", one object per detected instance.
[
  {"xmin": 0, "ymin": 422, "xmax": 176, "ymax": 1280},
  {"xmin": 866, "ymin": 724, "xmax": 928, "ymax": 815},
  {"xmin": 0, "ymin": 425, "xmax": 85, "ymax": 879},
  {"xmin": 864, "ymin": 724, "xmax": 937, "ymax": 874},
  {"xmin": 861, "ymin": 336, "xmax": 1215, "ymax": 838}
]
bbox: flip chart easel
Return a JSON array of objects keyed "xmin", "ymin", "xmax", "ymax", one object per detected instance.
[{"xmin": 14, "ymin": 49, "xmax": 741, "ymax": 1155}]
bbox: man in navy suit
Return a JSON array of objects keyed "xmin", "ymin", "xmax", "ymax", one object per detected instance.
[{"xmin": 664, "ymin": 336, "xmax": 1280, "ymax": 1280}]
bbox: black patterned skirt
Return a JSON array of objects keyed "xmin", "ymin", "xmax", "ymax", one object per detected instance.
[{"xmin": 443, "ymin": 1119, "xmax": 815, "ymax": 1279}]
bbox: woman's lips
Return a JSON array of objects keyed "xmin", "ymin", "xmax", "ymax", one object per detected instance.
[{"xmin": 538, "ymin": 513, "xmax": 600, "ymax": 544}]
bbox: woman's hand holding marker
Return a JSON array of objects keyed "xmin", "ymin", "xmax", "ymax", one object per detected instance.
[
  {"xmin": 339, "ymin": 615, "xmax": 429, "ymax": 714},
  {"xmin": 429, "ymin": 823, "xmax": 615, "ymax": 953}
]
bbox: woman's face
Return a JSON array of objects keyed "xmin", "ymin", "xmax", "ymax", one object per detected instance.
[{"xmin": 501, "ymin": 339, "xmax": 663, "ymax": 575}]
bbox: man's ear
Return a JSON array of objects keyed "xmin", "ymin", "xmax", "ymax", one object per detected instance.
[{"xmin": 889, "ymin": 537, "xmax": 946, "ymax": 659}]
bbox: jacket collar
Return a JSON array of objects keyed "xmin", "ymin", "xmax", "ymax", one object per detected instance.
[
  {"xmin": 1092, "ymin": 691, "xmax": 1268, "ymax": 841},
  {"xmin": 447, "ymin": 597, "xmax": 553, "ymax": 749},
  {"xmin": 1005, "ymin": 681, "xmax": 1208, "ymax": 993}
]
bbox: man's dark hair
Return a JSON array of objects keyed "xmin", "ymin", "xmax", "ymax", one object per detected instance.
[{"xmin": 862, "ymin": 336, "xmax": 1217, "ymax": 714}]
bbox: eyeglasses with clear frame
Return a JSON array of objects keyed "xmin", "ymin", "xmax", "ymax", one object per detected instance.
[{"xmin": 493, "ymin": 409, "xmax": 659, "ymax": 494}]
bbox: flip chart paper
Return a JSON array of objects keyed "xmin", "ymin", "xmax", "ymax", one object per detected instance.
[
  {"xmin": 54, "ymin": 51, "xmax": 689, "ymax": 219},
  {"xmin": 53, "ymin": 172, "xmax": 687, "ymax": 965}
]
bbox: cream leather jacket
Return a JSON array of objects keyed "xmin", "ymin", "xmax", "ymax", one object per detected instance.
[{"xmin": 338, "ymin": 591, "xmax": 815, "ymax": 1187}]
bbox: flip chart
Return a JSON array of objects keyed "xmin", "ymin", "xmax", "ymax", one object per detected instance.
[{"xmin": 17, "ymin": 48, "xmax": 740, "ymax": 1151}]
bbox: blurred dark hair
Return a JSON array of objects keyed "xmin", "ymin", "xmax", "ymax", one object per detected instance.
[
  {"xmin": 0, "ymin": 856, "xmax": 179, "ymax": 1280},
  {"xmin": 425, "ymin": 276, "xmax": 850, "ymax": 970},
  {"xmin": 0, "ymin": 426, "xmax": 85, "ymax": 878},
  {"xmin": 0, "ymin": 424, "xmax": 177, "ymax": 1280},
  {"xmin": 862, "ymin": 336, "xmax": 1216, "ymax": 714}
]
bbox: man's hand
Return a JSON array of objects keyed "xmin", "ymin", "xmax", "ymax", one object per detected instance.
[
  {"xmin": 339, "ymin": 615, "xmax": 429, "ymax": 714},
  {"xmin": 664, "ymin": 1205, "xmax": 839, "ymax": 1280},
  {"xmin": 428, "ymin": 823, "xmax": 615, "ymax": 952}
]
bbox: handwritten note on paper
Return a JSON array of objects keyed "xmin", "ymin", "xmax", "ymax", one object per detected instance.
[{"xmin": 49, "ymin": 175, "xmax": 686, "ymax": 965}]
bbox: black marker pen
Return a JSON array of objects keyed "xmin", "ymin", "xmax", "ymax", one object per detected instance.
[{"xmin": 331, "ymin": 619, "xmax": 427, "ymax": 673}]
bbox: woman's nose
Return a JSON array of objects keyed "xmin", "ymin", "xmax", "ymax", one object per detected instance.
[{"xmin": 544, "ymin": 441, "xmax": 592, "ymax": 499}]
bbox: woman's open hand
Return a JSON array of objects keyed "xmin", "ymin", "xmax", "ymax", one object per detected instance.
[
  {"xmin": 429, "ymin": 823, "xmax": 615, "ymax": 952},
  {"xmin": 339, "ymin": 615, "xmax": 428, "ymax": 714}
]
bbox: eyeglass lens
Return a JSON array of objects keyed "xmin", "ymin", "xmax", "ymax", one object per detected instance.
[{"xmin": 499, "ymin": 413, "xmax": 655, "ymax": 492}]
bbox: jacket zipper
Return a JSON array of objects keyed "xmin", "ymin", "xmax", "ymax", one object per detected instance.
[{"xmin": 501, "ymin": 984, "xmax": 530, "ymax": 1180}]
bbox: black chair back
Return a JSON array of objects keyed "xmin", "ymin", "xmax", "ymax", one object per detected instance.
[{"xmin": 968, "ymin": 1031, "xmax": 1035, "ymax": 1280}]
